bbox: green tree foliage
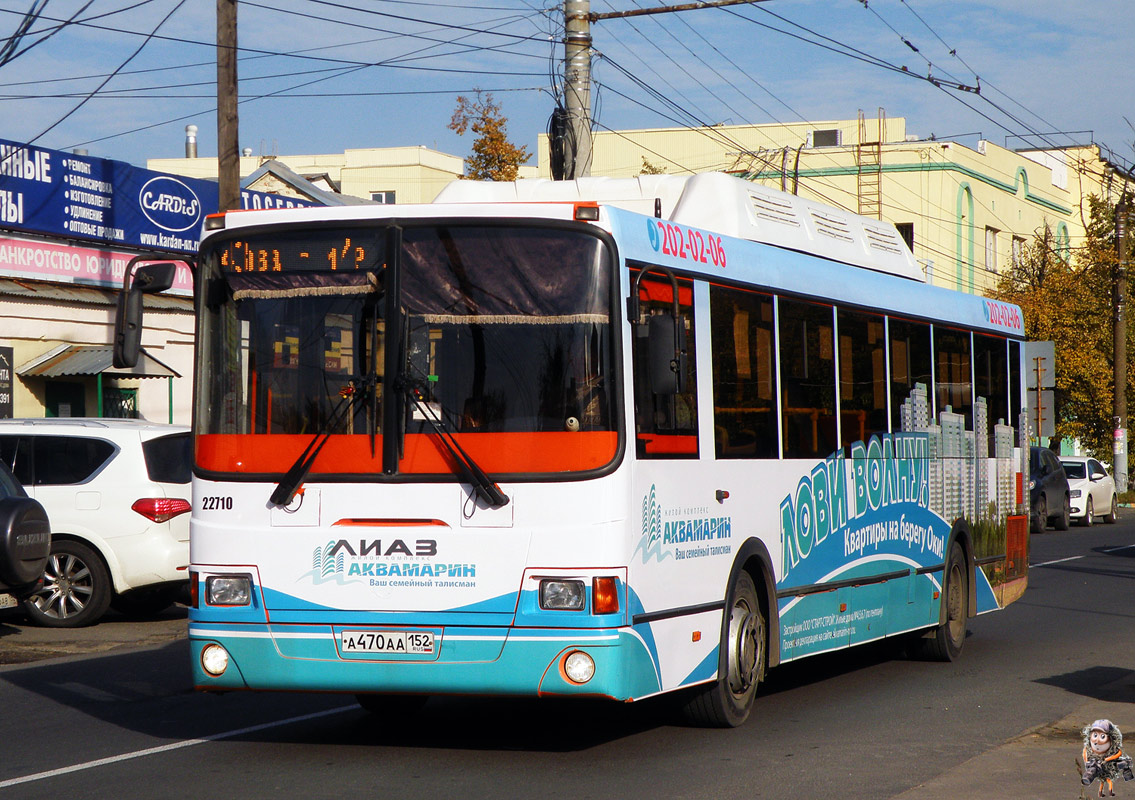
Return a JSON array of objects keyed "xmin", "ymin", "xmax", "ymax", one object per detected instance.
[
  {"xmin": 448, "ymin": 92, "xmax": 531, "ymax": 181},
  {"xmin": 992, "ymin": 195, "xmax": 1133, "ymax": 464}
]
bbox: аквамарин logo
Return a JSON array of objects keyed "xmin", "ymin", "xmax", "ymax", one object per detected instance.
[
  {"xmin": 633, "ymin": 484, "xmax": 733, "ymax": 564},
  {"xmin": 302, "ymin": 538, "xmax": 476, "ymax": 588}
]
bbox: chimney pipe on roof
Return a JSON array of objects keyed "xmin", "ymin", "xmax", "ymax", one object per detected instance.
[{"xmin": 185, "ymin": 124, "xmax": 198, "ymax": 158}]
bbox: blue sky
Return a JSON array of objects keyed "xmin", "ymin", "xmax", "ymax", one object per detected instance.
[{"xmin": 1, "ymin": 0, "xmax": 1132, "ymax": 171}]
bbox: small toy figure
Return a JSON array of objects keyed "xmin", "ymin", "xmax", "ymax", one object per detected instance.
[{"xmin": 1081, "ymin": 719, "xmax": 1135, "ymax": 797}]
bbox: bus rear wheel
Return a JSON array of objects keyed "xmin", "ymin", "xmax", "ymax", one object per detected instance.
[
  {"xmin": 914, "ymin": 541, "xmax": 967, "ymax": 662},
  {"xmin": 681, "ymin": 570, "xmax": 765, "ymax": 728}
]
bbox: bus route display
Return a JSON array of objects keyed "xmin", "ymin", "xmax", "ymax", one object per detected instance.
[{"xmin": 217, "ymin": 232, "xmax": 382, "ymax": 273}]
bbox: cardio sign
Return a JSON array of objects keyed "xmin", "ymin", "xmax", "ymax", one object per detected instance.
[{"xmin": 139, "ymin": 176, "xmax": 202, "ymax": 233}]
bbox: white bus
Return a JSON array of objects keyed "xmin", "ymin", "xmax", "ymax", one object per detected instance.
[{"xmin": 120, "ymin": 172, "xmax": 1029, "ymax": 727}]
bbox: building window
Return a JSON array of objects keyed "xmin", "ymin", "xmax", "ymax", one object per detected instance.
[
  {"xmin": 895, "ymin": 222, "xmax": 915, "ymax": 252},
  {"xmin": 1011, "ymin": 236, "xmax": 1025, "ymax": 266},
  {"xmin": 985, "ymin": 227, "xmax": 999, "ymax": 273},
  {"xmin": 103, "ymin": 388, "xmax": 138, "ymax": 418},
  {"xmin": 808, "ymin": 129, "xmax": 841, "ymax": 148},
  {"xmin": 371, "ymin": 191, "xmax": 396, "ymax": 204}
]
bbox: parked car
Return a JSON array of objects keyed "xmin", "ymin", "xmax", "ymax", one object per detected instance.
[
  {"xmin": 1059, "ymin": 456, "xmax": 1118, "ymax": 526},
  {"xmin": 0, "ymin": 458, "xmax": 51, "ymax": 609},
  {"xmin": 1029, "ymin": 446, "xmax": 1070, "ymax": 533},
  {"xmin": 0, "ymin": 418, "xmax": 191, "ymax": 627}
]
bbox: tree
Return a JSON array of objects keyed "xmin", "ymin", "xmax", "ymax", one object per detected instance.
[
  {"xmin": 992, "ymin": 195, "xmax": 1132, "ymax": 464},
  {"xmin": 448, "ymin": 92, "xmax": 531, "ymax": 181}
]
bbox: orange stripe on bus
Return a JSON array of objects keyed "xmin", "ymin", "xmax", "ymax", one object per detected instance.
[{"xmin": 196, "ymin": 432, "xmax": 618, "ymax": 474}]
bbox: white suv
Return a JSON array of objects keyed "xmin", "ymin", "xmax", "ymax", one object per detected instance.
[{"xmin": 0, "ymin": 419, "xmax": 191, "ymax": 627}]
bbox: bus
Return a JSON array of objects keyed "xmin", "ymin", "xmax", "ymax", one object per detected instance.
[{"xmin": 117, "ymin": 172, "xmax": 1029, "ymax": 727}]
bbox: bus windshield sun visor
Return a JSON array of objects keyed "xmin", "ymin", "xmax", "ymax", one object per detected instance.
[{"xmin": 228, "ymin": 271, "xmax": 381, "ymax": 301}]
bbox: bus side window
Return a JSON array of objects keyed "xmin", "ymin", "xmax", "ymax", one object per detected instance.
[
  {"xmin": 710, "ymin": 285, "xmax": 778, "ymax": 458},
  {"xmin": 778, "ymin": 298, "xmax": 836, "ymax": 459},
  {"xmin": 889, "ymin": 317, "xmax": 933, "ymax": 430},
  {"xmin": 631, "ymin": 269, "xmax": 698, "ymax": 458},
  {"xmin": 837, "ymin": 307, "xmax": 888, "ymax": 448}
]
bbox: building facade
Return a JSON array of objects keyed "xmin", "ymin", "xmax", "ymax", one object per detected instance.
[
  {"xmin": 0, "ymin": 139, "xmax": 344, "ymax": 422},
  {"xmin": 150, "ymin": 145, "xmax": 498, "ymax": 206}
]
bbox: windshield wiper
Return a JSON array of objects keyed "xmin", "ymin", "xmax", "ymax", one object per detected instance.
[
  {"xmin": 400, "ymin": 378, "xmax": 509, "ymax": 508},
  {"xmin": 269, "ymin": 379, "xmax": 369, "ymax": 506}
]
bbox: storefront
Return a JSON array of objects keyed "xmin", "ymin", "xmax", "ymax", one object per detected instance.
[{"xmin": 0, "ymin": 138, "xmax": 321, "ymax": 422}]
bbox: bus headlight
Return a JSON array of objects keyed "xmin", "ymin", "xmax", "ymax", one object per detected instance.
[
  {"xmin": 206, "ymin": 574, "xmax": 252, "ymax": 606},
  {"xmin": 563, "ymin": 650, "xmax": 595, "ymax": 684},
  {"xmin": 201, "ymin": 643, "xmax": 230, "ymax": 676},
  {"xmin": 540, "ymin": 579, "xmax": 586, "ymax": 610}
]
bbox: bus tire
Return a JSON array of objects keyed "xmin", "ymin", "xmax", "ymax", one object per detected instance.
[
  {"xmin": 680, "ymin": 570, "xmax": 764, "ymax": 728},
  {"xmin": 916, "ymin": 541, "xmax": 968, "ymax": 662},
  {"xmin": 355, "ymin": 694, "xmax": 428, "ymax": 716}
]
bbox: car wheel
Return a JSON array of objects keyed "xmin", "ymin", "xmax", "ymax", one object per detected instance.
[
  {"xmin": 1030, "ymin": 496, "xmax": 1047, "ymax": 533},
  {"xmin": 1104, "ymin": 495, "xmax": 1118, "ymax": 524},
  {"xmin": 23, "ymin": 539, "xmax": 112, "ymax": 628},
  {"xmin": 1054, "ymin": 495, "xmax": 1070, "ymax": 531},
  {"xmin": 1081, "ymin": 497, "xmax": 1094, "ymax": 527},
  {"xmin": 680, "ymin": 570, "xmax": 765, "ymax": 727}
]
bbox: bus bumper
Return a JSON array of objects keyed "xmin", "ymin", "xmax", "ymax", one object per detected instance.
[{"xmin": 188, "ymin": 622, "xmax": 666, "ymax": 701}]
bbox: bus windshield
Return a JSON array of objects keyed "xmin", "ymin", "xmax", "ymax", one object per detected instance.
[{"xmin": 195, "ymin": 223, "xmax": 619, "ymax": 480}]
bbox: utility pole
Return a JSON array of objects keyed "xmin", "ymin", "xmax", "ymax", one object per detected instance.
[
  {"xmin": 1116, "ymin": 197, "xmax": 1132, "ymax": 492},
  {"xmin": 558, "ymin": 0, "xmax": 769, "ymax": 180},
  {"xmin": 563, "ymin": 1, "xmax": 592, "ymax": 180},
  {"xmin": 217, "ymin": 0, "xmax": 240, "ymax": 212}
]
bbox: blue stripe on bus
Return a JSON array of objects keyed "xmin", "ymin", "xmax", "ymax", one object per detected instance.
[{"xmin": 189, "ymin": 625, "xmax": 663, "ymax": 700}]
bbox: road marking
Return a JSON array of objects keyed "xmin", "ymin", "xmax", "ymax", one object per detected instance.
[
  {"xmin": 1032, "ymin": 543, "xmax": 1135, "ymax": 569},
  {"xmin": 0, "ymin": 705, "xmax": 357, "ymax": 789},
  {"xmin": 1031, "ymin": 555, "xmax": 1083, "ymax": 568}
]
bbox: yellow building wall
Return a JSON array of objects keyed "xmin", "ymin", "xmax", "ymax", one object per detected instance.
[{"xmin": 150, "ymin": 146, "xmax": 539, "ymax": 205}]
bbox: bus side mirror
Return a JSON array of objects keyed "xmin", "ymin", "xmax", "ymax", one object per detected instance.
[
  {"xmin": 113, "ymin": 262, "xmax": 178, "ymax": 368},
  {"xmin": 648, "ymin": 313, "xmax": 687, "ymax": 395}
]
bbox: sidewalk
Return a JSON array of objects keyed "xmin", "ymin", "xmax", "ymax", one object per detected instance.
[
  {"xmin": 895, "ymin": 674, "xmax": 1135, "ymax": 799},
  {"xmin": 0, "ymin": 606, "xmax": 187, "ymax": 665}
]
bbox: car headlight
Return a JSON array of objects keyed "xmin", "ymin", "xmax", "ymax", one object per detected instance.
[
  {"xmin": 206, "ymin": 574, "xmax": 253, "ymax": 606},
  {"xmin": 1070, "ymin": 489, "xmax": 1082, "ymax": 498}
]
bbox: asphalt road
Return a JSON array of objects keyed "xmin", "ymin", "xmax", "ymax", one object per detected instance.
[{"xmin": 1, "ymin": 518, "xmax": 1133, "ymax": 800}]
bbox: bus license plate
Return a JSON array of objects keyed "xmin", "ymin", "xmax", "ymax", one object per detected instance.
[{"xmin": 340, "ymin": 630, "xmax": 435, "ymax": 655}]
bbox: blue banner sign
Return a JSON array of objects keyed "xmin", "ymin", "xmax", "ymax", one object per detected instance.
[{"xmin": 0, "ymin": 138, "xmax": 317, "ymax": 255}]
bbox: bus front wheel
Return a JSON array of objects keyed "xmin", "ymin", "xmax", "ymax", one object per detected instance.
[{"xmin": 681, "ymin": 570, "xmax": 765, "ymax": 728}]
